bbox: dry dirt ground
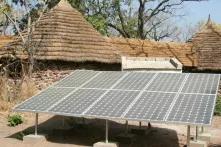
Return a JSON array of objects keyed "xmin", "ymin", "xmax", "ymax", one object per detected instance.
[{"xmin": 0, "ymin": 112, "xmax": 221, "ymax": 147}]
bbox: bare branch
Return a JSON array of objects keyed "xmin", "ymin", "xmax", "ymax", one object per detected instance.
[{"xmin": 3, "ymin": 12, "xmax": 25, "ymax": 43}]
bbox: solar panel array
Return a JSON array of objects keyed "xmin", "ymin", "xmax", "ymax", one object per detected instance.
[{"xmin": 14, "ymin": 70, "xmax": 220, "ymax": 126}]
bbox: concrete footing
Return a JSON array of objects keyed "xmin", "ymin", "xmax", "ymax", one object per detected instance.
[
  {"xmin": 190, "ymin": 140, "xmax": 207, "ymax": 147},
  {"xmin": 23, "ymin": 134, "xmax": 47, "ymax": 144},
  {"xmin": 93, "ymin": 142, "xmax": 119, "ymax": 147},
  {"xmin": 198, "ymin": 133, "xmax": 211, "ymax": 143}
]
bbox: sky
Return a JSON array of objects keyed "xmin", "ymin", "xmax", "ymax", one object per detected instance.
[
  {"xmin": 178, "ymin": 0, "xmax": 221, "ymax": 26},
  {"xmin": 3, "ymin": 0, "xmax": 221, "ymax": 35}
]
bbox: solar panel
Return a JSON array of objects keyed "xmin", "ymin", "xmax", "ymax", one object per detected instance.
[
  {"xmin": 113, "ymin": 72, "xmax": 155, "ymax": 90},
  {"xmin": 181, "ymin": 74, "xmax": 220, "ymax": 94},
  {"xmin": 49, "ymin": 89, "xmax": 105, "ymax": 115},
  {"xmin": 85, "ymin": 90, "xmax": 140, "ymax": 118},
  {"xmin": 124, "ymin": 92, "xmax": 176, "ymax": 121},
  {"xmin": 83, "ymin": 71, "xmax": 125, "ymax": 89},
  {"xmin": 146, "ymin": 73, "xmax": 186, "ymax": 92},
  {"xmin": 166, "ymin": 94, "xmax": 216, "ymax": 125},
  {"xmin": 14, "ymin": 70, "xmax": 220, "ymax": 126},
  {"xmin": 15, "ymin": 88, "xmax": 74, "ymax": 112},
  {"xmin": 54, "ymin": 70, "xmax": 100, "ymax": 88}
]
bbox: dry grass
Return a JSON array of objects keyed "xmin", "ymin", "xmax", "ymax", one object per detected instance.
[
  {"xmin": 0, "ymin": 100, "xmax": 13, "ymax": 111},
  {"xmin": 19, "ymin": 76, "xmax": 38, "ymax": 100},
  {"xmin": 0, "ymin": 76, "xmax": 9, "ymax": 101},
  {"xmin": 0, "ymin": 75, "xmax": 38, "ymax": 111}
]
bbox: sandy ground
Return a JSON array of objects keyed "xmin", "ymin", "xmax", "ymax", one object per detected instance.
[{"xmin": 0, "ymin": 112, "xmax": 221, "ymax": 147}]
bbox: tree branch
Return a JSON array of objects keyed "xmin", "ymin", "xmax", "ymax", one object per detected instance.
[
  {"xmin": 3, "ymin": 12, "xmax": 25, "ymax": 43},
  {"xmin": 115, "ymin": 0, "xmax": 130, "ymax": 38},
  {"xmin": 107, "ymin": 23, "xmax": 129, "ymax": 38}
]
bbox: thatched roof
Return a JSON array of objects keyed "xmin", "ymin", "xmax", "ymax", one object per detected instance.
[
  {"xmin": 189, "ymin": 18, "xmax": 221, "ymax": 69},
  {"xmin": 12, "ymin": 0, "xmax": 121, "ymax": 63},
  {"xmin": 107, "ymin": 37, "xmax": 197, "ymax": 67},
  {"xmin": 0, "ymin": 36, "xmax": 15, "ymax": 57},
  {"xmin": 1, "ymin": 1, "xmax": 221, "ymax": 69}
]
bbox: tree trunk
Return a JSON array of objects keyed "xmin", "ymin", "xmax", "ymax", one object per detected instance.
[{"xmin": 138, "ymin": 0, "xmax": 145, "ymax": 39}]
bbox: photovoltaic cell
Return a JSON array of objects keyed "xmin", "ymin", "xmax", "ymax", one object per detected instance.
[
  {"xmin": 83, "ymin": 71, "xmax": 125, "ymax": 89},
  {"xmin": 181, "ymin": 74, "xmax": 220, "ymax": 94},
  {"xmin": 113, "ymin": 72, "xmax": 155, "ymax": 90},
  {"xmin": 54, "ymin": 70, "xmax": 99, "ymax": 88},
  {"xmin": 13, "ymin": 70, "xmax": 220, "ymax": 126},
  {"xmin": 85, "ymin": 90, "xmax": 140, "ymax": 118},
  {"xmin": 166, "ymin": 94, "xmax": 215, "ymax": 125},
  {"xmin": 125, "ymin": 92, "xmax": 176, "ymax": 121},
  {"xmin": 15, "ymin": 88, "xmax": 74, "ymax": 112},
  {"xmin": 146, "ymin": 73, "xmax": 186, "ymax": 92},
  {"xmin": 49, "ymin": 89, "xmax": 105, "ymax": 115}
]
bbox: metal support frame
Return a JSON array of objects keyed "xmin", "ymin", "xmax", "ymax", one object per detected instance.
[
  {"xmin": 82, "ymin": 117, "xmax": 85, "ymax": 124},
  {"xmin": 62, "ymin": 116, "xmax": 65, "ymax": 127},
  {"xmin": 35, "ymin": 113, "xmax": 38, "ymax": 135},
  {"xmin": 187, "ymin": 125, "xmax": 190, "ymax": 147},
  {"xmin": 201, "ymin": 126, "xmax": 204, "ymax": 133},
  {"xmin": 195, "ymin": 126, "xmax": 198, "ymax": 141},
  {"xmin": 125, "ymin": 120, "xmax": 128, "ymax": 134},
  {"xmin": 139, "ymin": 121, "xmax": 142, "ymax": 129},
  {"xmin": 105, "ymin": 120, "xmax": 109, "ymax": 143},
  {"xmin": 148, "ymin": 122, "xmax": 151, "ymax": 128}
]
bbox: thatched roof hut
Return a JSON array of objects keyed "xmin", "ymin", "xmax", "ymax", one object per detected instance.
[
  {"xmin": 12, "ymin": 0, "xmax": 121, "ymax": 63},
  {"xmin": 189, "ymin": 18, "xmax": 221, "ymax": 70},
  {"xmin": 0, "ymin": 36, "xmax": 15, "ymax": 57},
  {"xmin": 1, "ymin": 1, "xmax": 221, "ymax": 70}
]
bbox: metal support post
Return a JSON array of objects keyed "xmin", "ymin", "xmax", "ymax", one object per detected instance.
[
  {"xmin": 148, "ymin": 122, "xmax": 151, "ymax": 128},
  {"xmin": 105, "ymin": 120, "xmax": 109, "ymax": 143},
  {"xmin": 195, "ymin": 126, "xmax": 198, "ymax": 141},
  {"xmin": 62, "ymin": 117, "xmax": 65, "ymax": 127},
  {"xmin": 139, "ymin": 121, "xmax": 142, "ymax": 129},
  {"xmin": 125, "ymin": 120, "xmax": 128, "ymax": 134},
  {"xmin": 187, "ymin": 125, "xmax": 190, "ymax": 147},
  {"xmin": 201, "ymin": 126, "xmax": 204, "ymax": 133},
  {"xmin": 35, "ymin": 113, "xmax": 38, "ymax": 135},
  {"xmin": 82, "ymin": 117, "xmax": 85, "ymax": 124}
]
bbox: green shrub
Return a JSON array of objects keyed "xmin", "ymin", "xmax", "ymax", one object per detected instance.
[
  {"xmin": 215, "ymin": 96, "xmax": 221, "ymax": 116},
  {"xmin": 8, "ymin": 114, "xmax": 23, "ymax": 127}
]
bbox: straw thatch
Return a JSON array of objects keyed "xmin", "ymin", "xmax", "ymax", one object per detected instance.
[
  {"xmin": 1, "ymin": 0, "xmax": 221, "ymax": 70},
  {"xmin": 107, "ymin": 37, "xmax": 197, "ymax": 67},
  {"xmin": 0, "ymin": 36, "xmax": 14, "ymax": 57},
  {"xmin": 11, "ymin": 0, "xmax": 121, "ymax": 63},
  {"xmin": 190, "ymin": 19, "xmax": 221, "ymax": 70}
]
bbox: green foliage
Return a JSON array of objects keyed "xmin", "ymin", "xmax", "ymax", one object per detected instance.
[
  {"xmin": 215, "ymin": 96, "xmax": 221, "ymax": 116},
  {"xmin": 86, "ymin": 15, "xmax": 108, "ymax": 35},
  {"xmin": 8, "ymin": 114, "xmax": 23, "ymax": 127}
]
